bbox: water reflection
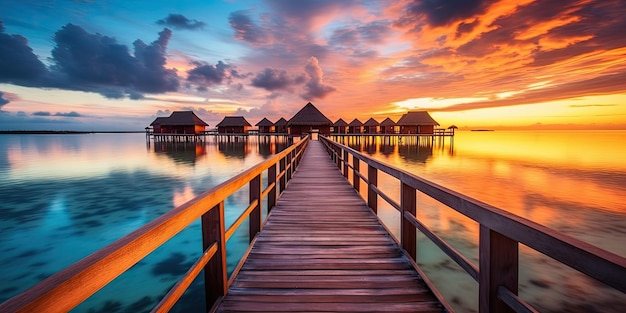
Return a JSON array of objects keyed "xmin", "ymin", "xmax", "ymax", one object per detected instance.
[
  {"xmin": 152, "ymin": 141, "xmax": 207, "ymax": 165},
  {"xmin": 342, "ymin": 131, "xmax": 626, "ymax": 313},
  {"xmin": 0, "ymin": 133, "xmax": 286, "ymax": 312}
]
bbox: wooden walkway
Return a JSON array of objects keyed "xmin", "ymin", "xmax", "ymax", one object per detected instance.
[{"xmin": 216, "ymin": 140, "xmax": 445, "ymax": 312}]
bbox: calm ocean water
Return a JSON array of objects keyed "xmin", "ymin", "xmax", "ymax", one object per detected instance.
[{"xmin": 1, "ymin": 131, "xmax": 624, "ymax": 312}]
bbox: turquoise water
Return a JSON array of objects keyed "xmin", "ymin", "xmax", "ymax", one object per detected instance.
[
  {"xmin": 0, "ymin": 133, "xmax": 290, "ymax": 312},
  {"xmin": 1, "ymin": 131, "xmax": 624, "ymax": 312}
]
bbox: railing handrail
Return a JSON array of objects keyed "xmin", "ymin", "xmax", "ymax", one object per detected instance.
[
  {"xmin": 0, "ymin": 136, "xmax": 309, "ymax": 313},
  {"xmin": 320, "ymin": 136, "xmax": 625, "ymax": 313}
]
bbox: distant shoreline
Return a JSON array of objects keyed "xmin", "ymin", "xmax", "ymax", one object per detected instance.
[{"xmin": 0, "ymin": 130, "xmax": 144, "ymax": 134}]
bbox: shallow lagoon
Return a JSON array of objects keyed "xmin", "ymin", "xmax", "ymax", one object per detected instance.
[{"xmin": 1, "ymin": 131, "xmax": 624, "ymax": 312}]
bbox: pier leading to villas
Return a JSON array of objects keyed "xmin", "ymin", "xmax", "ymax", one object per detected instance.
[
  {"xmin": 215, "ymin": 140, "xmax": 445, "ymax": 312},
  {"xmin": 1, "ymin": 135, "xmax": 624, "ymax": 313}
]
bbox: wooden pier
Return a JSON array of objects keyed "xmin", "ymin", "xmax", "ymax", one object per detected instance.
[{"xmin": 216, "ymin": 140, "xmax": 445, "ymax": 312}]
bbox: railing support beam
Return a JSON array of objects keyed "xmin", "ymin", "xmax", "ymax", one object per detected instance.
[
  {"xmin": 268, "ymin": 164, "xmax": 277, "ymax": 212},
  {"xmin": 479, "ymin": 225, "xmax": 518, "ymax": 313},
  {"xmin": 202, "ymin": 202, "xmax": 227, "ymax": 310},
  {"xmin": 368, "ymin": 165, "xmax": 378, "ymax": 214},
  {"xmin": 249, "ymin": 174, "xmax": 262, "ymax": 241},
  {"xmin": 401, "ymin": 182, "xmax": 416, "ymax": 260}
]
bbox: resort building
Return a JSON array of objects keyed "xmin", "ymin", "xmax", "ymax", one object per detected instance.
[
  {"xmin": 348, "ymin": 118, "xmax": 363, "ymax": 134},
  {"xmin": 216, "ymin": 116, "xmax": 252, "ymax": 134},
  {"xmin": 287, "ymin": 102, "xmax": 333, "ymax": 136},
  {"xmin": 396, "ymin": 111, "xmax": 439, "ymax": 134},
  {"xmin": 363, "ymin": 118, "xmax": 379, "ymax": 134},
  {"xmin": 274, "ymin": 117, "xmax": 288, "ymax": 134},
  {"xmin": 256, "ymin": 118, "xmax": 275, "ymax": 134},
  {"xmin": 333, "ymin": 118, "xmax": 348, "ymax": 134},
  {"xmin": 149, "ymin": 111, "xmax": 208, "ymax": 134},
  {"xmin": 380, "ymin": 117, "xmax": 397, "ymax": 134}
]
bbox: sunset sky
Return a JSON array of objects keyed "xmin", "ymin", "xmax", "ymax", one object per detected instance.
[{"xmin": 1, "ymin": 0, "xmax": 625, "ymax": 131}]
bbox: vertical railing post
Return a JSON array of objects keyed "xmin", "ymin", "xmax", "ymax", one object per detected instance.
[
  {"xmin": 268, "ymin": 164, "xmax": 277, "ymax": 212},
  {"xmin": 368, "ymin": 165, "xmax": 378, "ymax": 214},
  {"xmin": 202, "ymin": 202, "xmax": 227, "ymax": 310},
  {"xmin": 286, "ymin": 152, "xmax": 293, "ymax": 182},
  {"xmin": 343, "ymin": 150, "xmax": 349, "ymax": 178},
  {"xmin": 249, "ymin": 174, "xmax": 262, "ymax": 242},
  {"xmin": 279, "ymin": 156, "xmax": 286, "ymax": 194},
  {"xmin": 401, "ymin": 182, "xmax": 416, "ymax": 260},
  {"xmin": 352, "ymin": 156, "xmax": 360, "ymax": 192},
  {"xmin": 479, "ymin": 225, "xmax": 518, "ymax": 313},
  {"xmin": 335, "ymin": 146, "xmax": 341, "ymax": 169}
]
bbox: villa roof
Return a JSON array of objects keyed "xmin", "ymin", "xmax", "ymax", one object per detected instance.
[
  {"xmin": 348, "ymin": 118, "xmax": 363, "ymax": 127},
  {"xmin": 396, "ymin": 111, "xmax": 439, "ymax": 126},
  {"xmin": 216, "ymin": 116, "xmax": 252, "ymax": 127},
  {"xmin": 255, "ymin": 118, "xmax": 274, "ymax": 127},
  {"xmin": 149, "ymin": 116, "xmax": 169, "ymax": 126},
  {"xmin": 333, "ymin": 118, "xmax": 348, "ymax": 127},
  {"xmin": 380, "ymin": 117, "xmax": 396, "ymax": 126},
  {"xmin": 363, "ymin": 117, "xmax": 379, "ymax": 126},
  {"xmin": 274, "ymin": 117, "xmax": 288, "ymax": 126},
  {"xmin": 154, "ymin": 111, "xmax": 209, "ymax": 126},
  {"xmin": 287, "ymin": 102, "xmax": 332, "ymax": 126}
]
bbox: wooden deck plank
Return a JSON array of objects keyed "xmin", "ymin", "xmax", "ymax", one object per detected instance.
[{"xmin": 215, "ymin": 140, "xmax": 444, "ymax": 313}]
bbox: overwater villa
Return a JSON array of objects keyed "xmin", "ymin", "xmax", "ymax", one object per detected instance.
[
  {"xmin": 149, "ymin": 111, "xmax": 208, "ymax": 134},
  {"xmin": 380, "ymin": 117, "xmax": 397, "ymax": 134},
  {"xmin": 255, "ymin": 118, "xmax": 275, "ymax": 134},
  {"xmin": 396, "ymin": 111, "xmax": 440, "ymax": 134},
  {"xmin": 274, "ymin": 117, "xmax": 288, "ymax": 134},
  {"xmin": 286, "ymin": 102, "xmax": 333, "ymax": 136},
  {"xmin": 348, "ymin": 118, "xmax": 363, "ymax": 134},
  {"xmin": 363, "ymin": 117, "xmax": 379, "ymax": 134},
  {"xmin": 333, "ymin": 118, "xmax": 348, "ymax": 134},
  {"xmin": 215, "ymin": 116, "xmax": 252, "ymax": 134}
]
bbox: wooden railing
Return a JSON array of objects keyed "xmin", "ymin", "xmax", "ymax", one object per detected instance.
[
  {"xmin": 0, "ymin": 136, "xmax": 309, "ymax": 313},
  {"xmin": 320, "ymin": 136, "xmax": 625, "ymax": 313}
]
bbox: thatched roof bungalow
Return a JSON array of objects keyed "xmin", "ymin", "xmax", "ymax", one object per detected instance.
[
  {"xmin": 287, "ymin": 102, "xmax": 333, "ymax": 136},
  {"xmin": 149, "ymin": 111, "xmax": 208, "ymax": 134},
  {"xmin": 380, "ymin": 117, "xmax": 397, "ymax": 134},
  {"xmin": 363, "ymin": 118, "xmax": 379, "ymax": 134},
  {"xmin": 333, "ymin": 118, "xmax": 348, "ymax": 134},
  {"xmin": 274, "ymin": 117, "xmax": 288, "ymax": 134},
  {"xmin": 348, "ymin": 118, "xmax": 363, "ymax": 134},
  {"xmin": 216, "ymin": 116, "xmax": 252, "ymax": 134},
  {"xmin": 255, "ymin": 118, "xmax": 275, "ymax": 134},
  {"xmin": 396, "ymin": 111, "xmax": 439, "ymax": 134}
]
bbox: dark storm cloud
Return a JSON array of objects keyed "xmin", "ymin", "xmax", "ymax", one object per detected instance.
[
  {"xmin": 55, "ymin": 111, "xmax": 83, "ymax": 117},
  {"xmin": 0, "ymin": 21, "xmax": 48, "ymax": 84},
  {"xmin": 1, "ymin": 23, "xmax": 180, "ymax": 99},
  {"xmin": 455, "ymin": 19, "xmax": 479, "ymax": 38},
  {"xmin": 187, "ymin": 61, "xmax": 246, "ymax": 86},
  {"xmin": 156, "ymin": 14, "xmax": 205, "ymax": 30},
  {"xmin": 396, "ymin": 0, "xmax": 495, "ymax": 29},
  {"xmin": 50, "ymin": 24, "xmax": 179, "ymax": 97},
  {"xmin": 301, "ymin": 57, "xmax": 335, "ymax": 100},
  {"xmin": 228, "ymin": 10, "xmax": 266, "ymax": 44},
  {"xmin": 251, "ymin": 68, "xmax": 306, "ymax": 91},
  {"xmin": 32, "ymin": 111, "xmax": 51, "ymax": 116}
]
